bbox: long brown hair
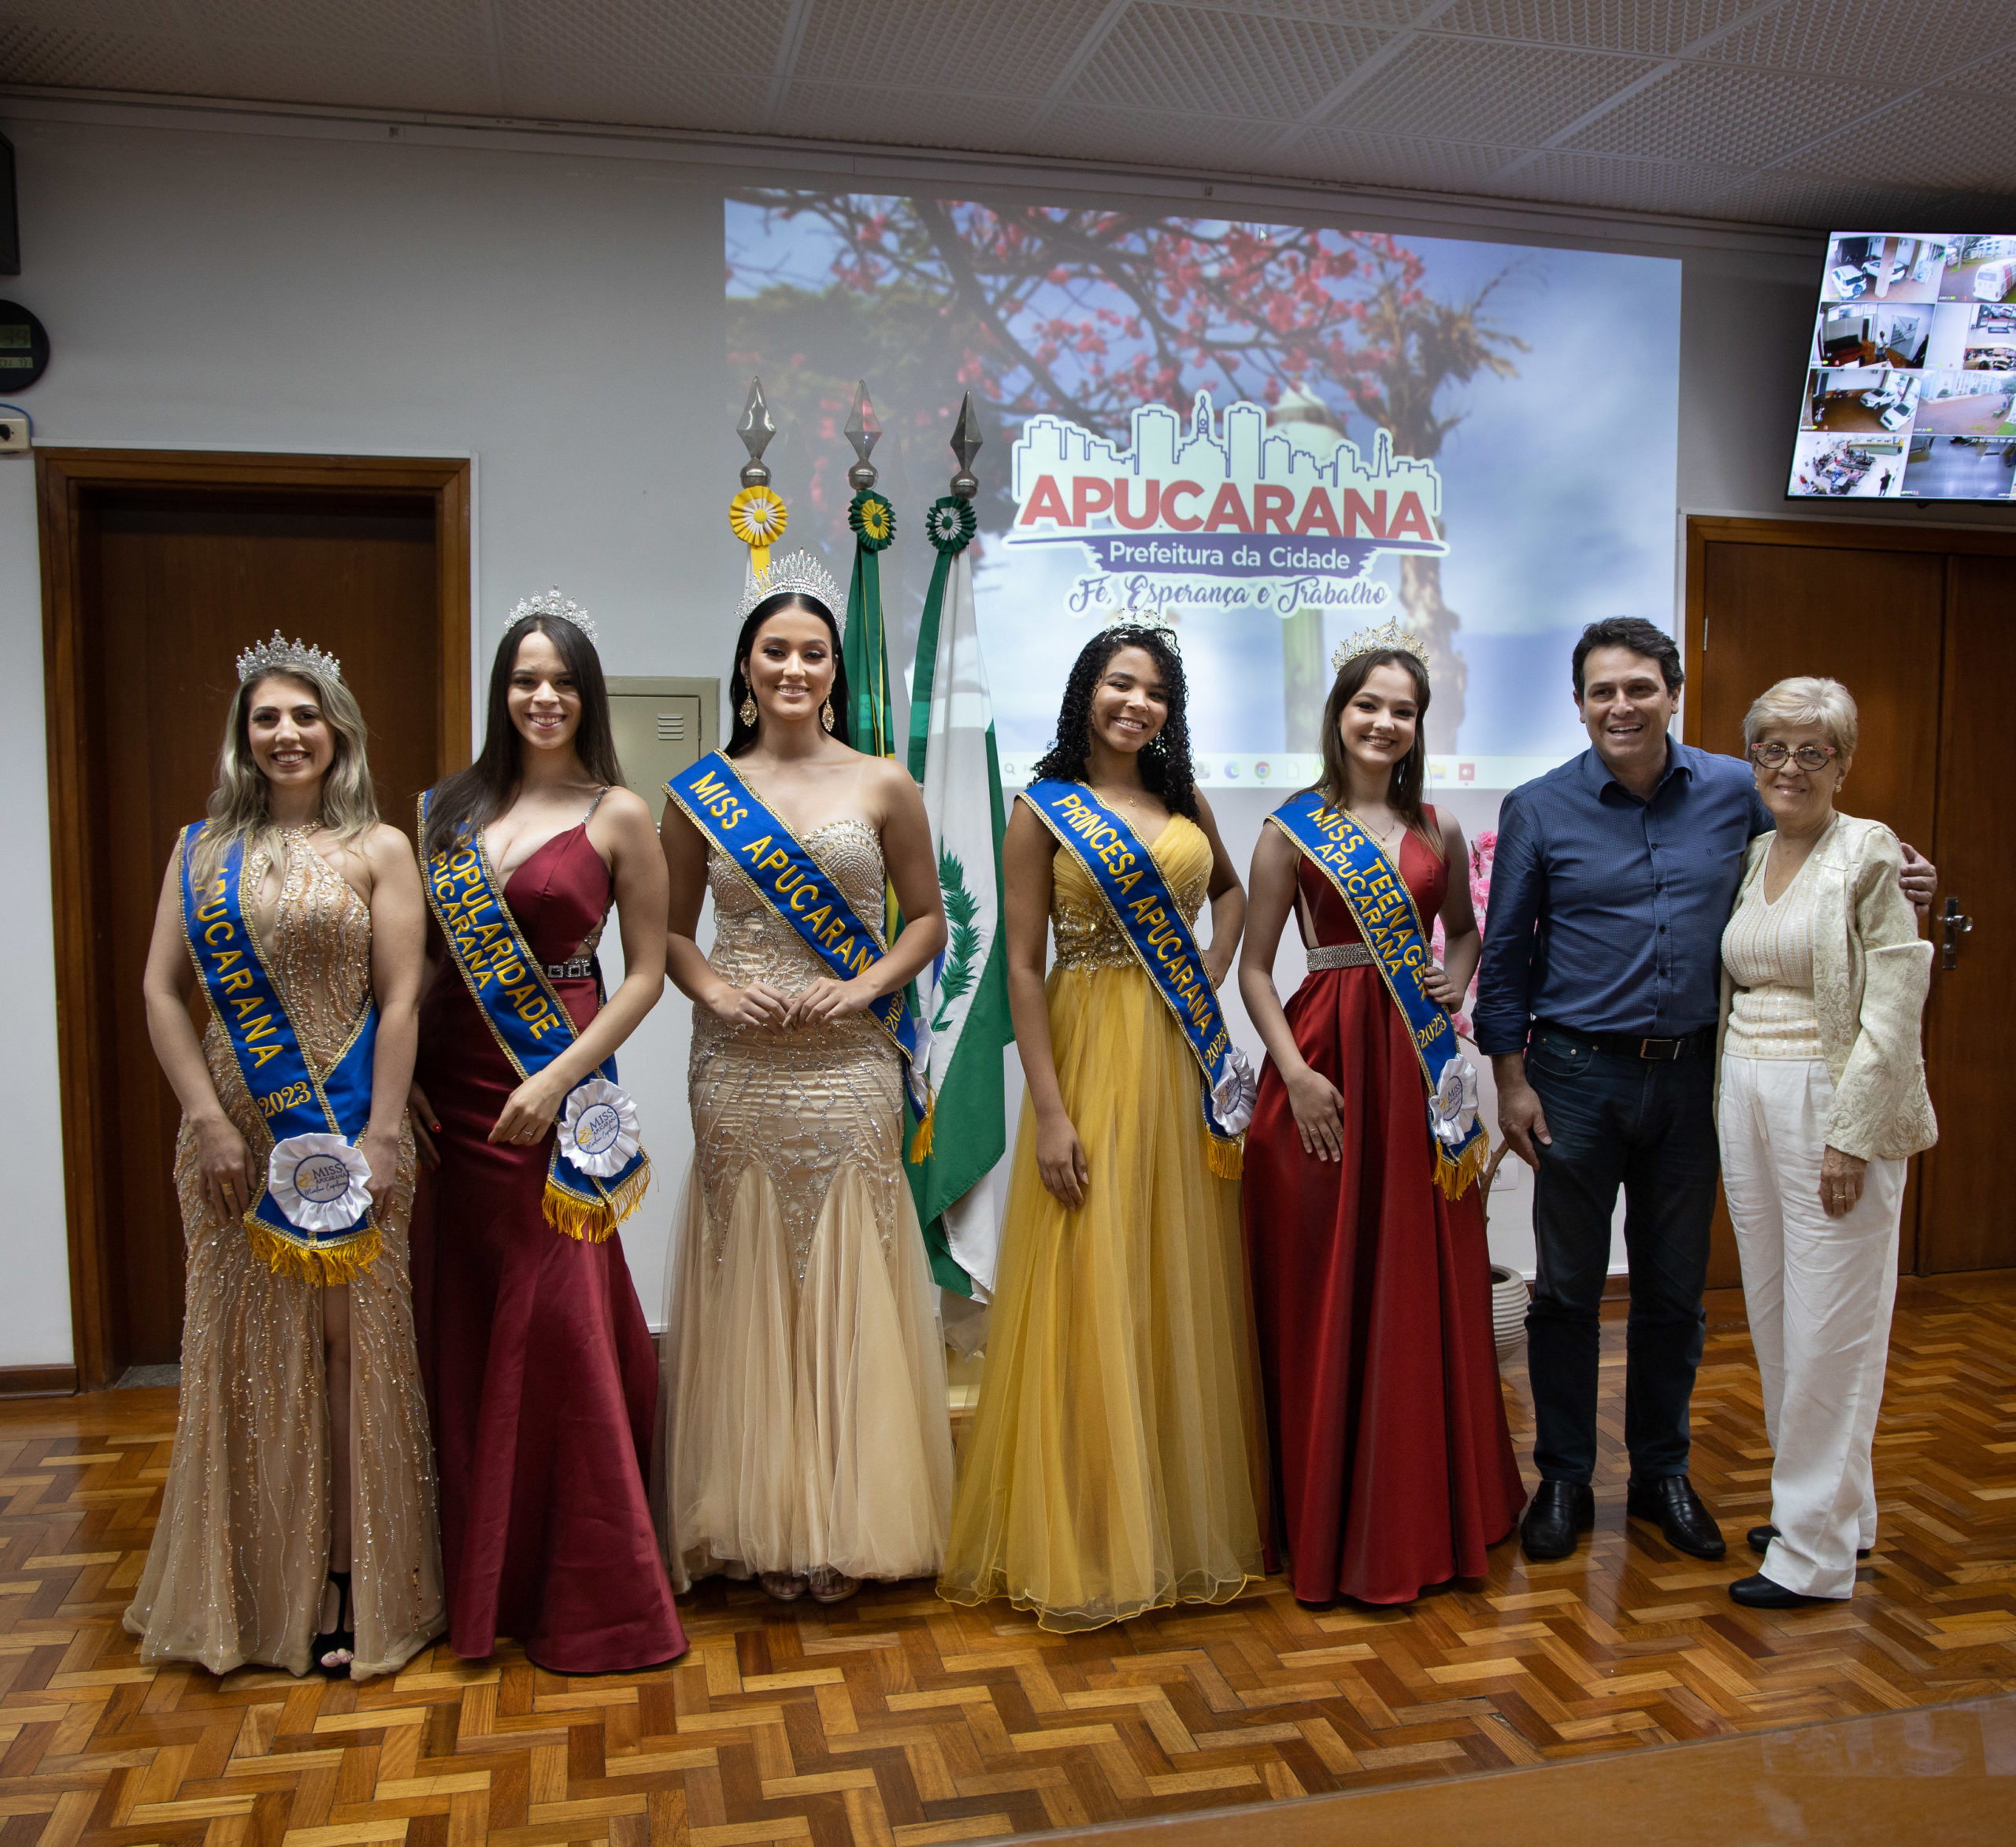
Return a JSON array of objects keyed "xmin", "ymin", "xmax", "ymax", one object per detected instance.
[{"xmin": 1314, "ymin": 646, "xmax": 1443, "ymax": 858}]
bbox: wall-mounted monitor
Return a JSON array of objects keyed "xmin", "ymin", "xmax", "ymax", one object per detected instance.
[{"xmin": 1788, "ymin": 233, "xmax": 2016, "ymax": 505}]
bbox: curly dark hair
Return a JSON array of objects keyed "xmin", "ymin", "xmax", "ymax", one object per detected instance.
[{"xmin": 1030, "ymin": 624, "xmax": 1198, "ymax": 820}]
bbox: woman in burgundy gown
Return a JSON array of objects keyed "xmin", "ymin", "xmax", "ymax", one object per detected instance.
[
  {"xmin": 413, "ymin": 594, "xmax": 684, "ymax": 1672},
  {"xmin": 1238, "ymin": 640, "xmax": 1524, "ymax": 1606}
]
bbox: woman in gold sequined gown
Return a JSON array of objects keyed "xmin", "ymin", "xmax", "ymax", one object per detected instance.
[
  {"xmin": 938, "ymin": 627, "xmax": 1266, "ymax": 1632},
  {"xmin": 658, "ymin": 561, "xmax": 953, "ymax": 1604},
  {"xmin": 125, "ymin": 648, "xmax": 443, "ymax": 1680}
]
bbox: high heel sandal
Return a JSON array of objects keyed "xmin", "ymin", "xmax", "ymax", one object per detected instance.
[{"xmin": 313, "ymin": 1569, "xmax": 354, "ymax": 1679}]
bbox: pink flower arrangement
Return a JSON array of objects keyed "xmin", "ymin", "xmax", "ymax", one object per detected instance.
[{"xmin": 1430, "ymin": 829, "xmax": 1496, "ymax": 1042}]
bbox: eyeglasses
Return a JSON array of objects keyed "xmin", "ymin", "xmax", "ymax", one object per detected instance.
[{"xmin": 1750, "ymin": 742, "xmax": 1840, "ymax": 771}]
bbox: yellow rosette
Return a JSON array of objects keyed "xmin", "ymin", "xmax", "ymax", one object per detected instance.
[{"xmin": 728, "ymin": 484, "xmax": 789, "ymax": 577}]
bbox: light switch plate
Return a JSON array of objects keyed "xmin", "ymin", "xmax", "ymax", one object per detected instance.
[{"xmin": 0, "ymin": 415, "xmax": 28, "ymax": 453}]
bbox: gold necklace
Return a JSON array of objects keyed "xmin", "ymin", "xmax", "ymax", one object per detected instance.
[{"xmin": 1346, "ymin": 805, "xmax": 1399, "ymax": 844}]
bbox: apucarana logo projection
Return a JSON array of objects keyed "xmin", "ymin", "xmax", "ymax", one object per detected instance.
[{"xmin": 724, "ymin": 192, "xmax": 1680, "ymax": 787}]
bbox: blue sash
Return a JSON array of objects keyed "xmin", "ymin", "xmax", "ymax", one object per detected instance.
[
  {"xmin": 663, "ymin": 753, "xmax": 933, "ymax": 1141},
  {"xmin": 177, "ymin": 826, "xmax": 381, "ymax": 1282},
  {"xmin": 1021, "ymin": 779, "xmax": 1251, "ymax": 1177},
  {"xmin": 419, "ymin": 792, "xmax": 651, "ymax": 1242},
  {"xmin": 1267, "ymin": 790, "xmax": 1489, "ymax": 1198}
]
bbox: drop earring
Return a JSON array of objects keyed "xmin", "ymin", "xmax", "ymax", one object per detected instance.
[
  {"xmin": 821, "ymin": 698, "xmax": 836, "ymax": 733},
  {"xmin": 739, "ymin": 691, "xmax": 758, "ymax": 727}
]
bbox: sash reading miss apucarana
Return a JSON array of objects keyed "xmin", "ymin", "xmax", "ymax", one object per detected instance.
[
  {"xmin": 1021, "ymin": 779, "xmax": 1254, "ymax": 1178},
  {"xmin": 419, "ymin": 792, "xmax": 650, "ymax": 1242},
  {"xmin": 1267, "ymin": 789, "xmax": 1489, "ymax": 1199},
  {"xmin": 178, "ymin": 825, "xmax": 381, "ymax": 1283},
  {"xmin": 664, "ymin": 753, "xmax": 934, "ymax": 1153}
]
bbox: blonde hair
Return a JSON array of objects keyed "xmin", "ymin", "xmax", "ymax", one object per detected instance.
[
  {"xmin": 1743, "ymin": 676, "xmax": 1858, "ymax": 757},
  {"xmin": 192, "ymin": 666, "xmax": 379, "ymax": 886}
]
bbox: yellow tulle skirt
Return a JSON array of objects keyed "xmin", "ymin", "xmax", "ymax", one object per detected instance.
[{"xmin": 937, "ymin": 961, "xmax": 1267, "ymax": 1631}]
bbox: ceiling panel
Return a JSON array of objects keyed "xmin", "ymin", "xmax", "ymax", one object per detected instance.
[
  {"xmin": 4, "ymin": 0, "xmax": 2016, "ymax": 228},
  {"xmin": 1069, "ymin": 3, "xmax": 1388, "ymax": 120},
  {"xmin": 1698, "ymin": 0, "xmax": 2016, "ymax": 85},
  {"xmin": 1559, "ymin": 63, "xmax": 1899, "ymax": 166},
  {"xmin": 1326, "ymin": 35, "xmax": 1659, "ymax": 141},
  {"xmin": 1433, "ymin": 0, "xmax": 1763, "ymax": 57}
]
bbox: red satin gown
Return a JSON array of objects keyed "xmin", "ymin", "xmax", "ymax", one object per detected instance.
[
  {"xmin": 1243, "ymin": 815, "xmax": 1524, "ymax": 1605},
  {"xmin": 414, "ymin": 823, "xmax": 685, "ymax": 1672}
]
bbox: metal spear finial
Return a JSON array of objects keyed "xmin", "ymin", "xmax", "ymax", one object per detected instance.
[
  {"xmin": 949, "ymin": 391, "xmax": 984, "ymax": 499},
  {"xmin": 737, "ymin": 377, "xmax": 776, "ymax": 487},
  {"xmin": 844, "ymin": 380, "xmax": 881, "ymax": 491}
]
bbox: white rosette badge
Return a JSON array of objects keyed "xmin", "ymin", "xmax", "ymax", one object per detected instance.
[
  {"xmin": 560, "ymin": 1077, "xmax": 642, "ymax": 1179},
  {"xmin": 1212, "ymin": 1045, "xmax": 1259, "ymax": 1138},
  {"xmin": 266, "ymin": 1132, "xmax": 373, "ymax": 1231},
  {"xmin": 1432, "ymin": 1057, "xmax": 1481, "ymax": 1150}
]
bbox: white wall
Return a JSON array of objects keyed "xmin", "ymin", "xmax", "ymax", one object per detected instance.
[{"xmin": 6, "ymin": 98, "xmax": 2014, "ymax": 1366}]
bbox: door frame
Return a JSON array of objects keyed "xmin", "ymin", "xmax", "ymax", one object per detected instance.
[
  {"xmin": 1681, "ymin": 513, "xmax": 2016, "ymax": 1276},
  {"xmin": 36, "ymin": 448, "xmax": 472, "ymax": 1390}
]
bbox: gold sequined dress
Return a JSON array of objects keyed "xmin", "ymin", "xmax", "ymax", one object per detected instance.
[
  {"xmin": 936, "ymin": 810, "xmax": 1266, "ymax": 1631},
  {"xmin": 124, "ymin": 833, "xmax": 445, "ymax": 1679},
  {"xmin": 658, "ymin": 817, "xmax": 954, "ymax": 1587}
]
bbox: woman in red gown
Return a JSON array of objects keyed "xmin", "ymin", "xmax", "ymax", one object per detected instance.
[
  {"xmin": 413, "ymin": 594, "xmax": 684, "ymax": 1672},
  {"xmin": 1239, "ymin": 640, "xmax": 1524, "ymax": 1606}
]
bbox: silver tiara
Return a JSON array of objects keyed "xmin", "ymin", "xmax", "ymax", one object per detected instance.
[
  {"xmin": 1331, "ymin": 615, "xmax": 1429, "ymax": 679},
  {"xmin": 732, "ymin": 550, "xmax": 848, "ymax": 636},
  {"xmin": 236, "ymin": 630, "xmax": 343, "ymax": 685},
  {"xmin": 510, "ymin": 587, "xmax": 599, "ymax": 647},
  {"xmin": 1102, "ymin": 611, "xmax": 1182, "ymax": 653}
]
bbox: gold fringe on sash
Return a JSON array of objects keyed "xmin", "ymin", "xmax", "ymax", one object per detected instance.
[
  {"xmin": 541, "ymin": 1157, "xmax": 654, "ymax": 1245},
  {"xmin": 1207, "ymin": 1132, "xmax": 1243, "ymax": 1180},
  {"xmin": 1433, "ymin": 1125, "xmax": 1491, "ymax": 1202},
  {"xmin": 245, "ymin": 1216, "xmax": 382, "ymax": 1285},
  {"xmin": 906, "ymin": 1095, "xmax": 936, "ymax": 1164}
]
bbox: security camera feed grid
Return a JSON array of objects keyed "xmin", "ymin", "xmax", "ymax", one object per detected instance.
[{"xmin": 1790, "ymin": 233, "xmax": 2016, "ymax": 502}]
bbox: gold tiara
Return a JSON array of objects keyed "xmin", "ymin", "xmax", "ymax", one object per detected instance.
[{"xmin": 1331, "ymin": 616, "xmax": 1429, "ymax": 679}]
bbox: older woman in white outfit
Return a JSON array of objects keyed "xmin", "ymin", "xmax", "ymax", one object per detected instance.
[{"xmin": 1717, "ymin": 677, "xmax": 1936, "ymax": 1609}]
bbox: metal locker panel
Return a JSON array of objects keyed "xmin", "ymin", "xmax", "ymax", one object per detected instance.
[{"xmin": 605, "ymin": 677, "xmax": 719, "ymax": 821}]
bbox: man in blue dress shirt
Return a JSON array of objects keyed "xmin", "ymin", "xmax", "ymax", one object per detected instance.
[{"xmin": 1474, "ymin": 618, "xmax": 1931, "ymax": 1564}]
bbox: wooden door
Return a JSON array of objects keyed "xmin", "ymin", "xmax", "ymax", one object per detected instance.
[
  {"xmin": 1915, "ymin": 553, "xmax": 2016, "ymax": 1271},
  {"xmin": 1686, "ymin": 517, "xmax": 2016, "ymax": 1283},
  {"xmin": 41, "ymin": 453, "xmax": 471, "ymax": 1386}
]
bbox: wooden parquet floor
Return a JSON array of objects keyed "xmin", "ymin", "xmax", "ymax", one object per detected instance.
[{"xmin": 1, "ymin": 1275, "xmax": 2012, "ymax": 1847}]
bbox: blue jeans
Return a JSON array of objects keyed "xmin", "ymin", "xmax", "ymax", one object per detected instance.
[{"xmin": 1523, "ymin": 1027, "xmax": 1718, "ymax": 1486}]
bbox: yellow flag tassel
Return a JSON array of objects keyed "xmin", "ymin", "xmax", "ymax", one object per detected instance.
[
  {"xmin": 542, "ymin": 1158, "xmax": 654, "ymax": 1245},
  {"xmin": 906, "ymin": 1094, "xmax": 936, "ymax": 1165},
  {"xmin": 245, "ymin": 1216, "xmax": 382, "ymax": 1286},
  {"xmin": 1434, "ymin": 1127, "xmax": 1492, "ymax": 1202},
  {"xmin": 1207, "ymin": 1132, "xmax": 1244, "ymax": 1180}
]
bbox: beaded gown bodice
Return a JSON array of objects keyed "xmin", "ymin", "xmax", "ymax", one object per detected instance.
[
  {"xmin": 1050, "ymin": 812, "xmax": 1212, "ymax": 972},
  {"xmin": 691, "ymin": 820, "xmax": 902, "ymax": 1283}
]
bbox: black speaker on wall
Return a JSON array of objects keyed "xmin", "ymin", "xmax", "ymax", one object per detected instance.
[{"xmin": 0, "ymin": 134, "xmax": 16, "ymax": 275}]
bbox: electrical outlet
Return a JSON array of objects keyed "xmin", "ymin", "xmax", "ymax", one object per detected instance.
[{"xmin": 0, "ymin": 415, "xmax": 28, "ymax": 453}]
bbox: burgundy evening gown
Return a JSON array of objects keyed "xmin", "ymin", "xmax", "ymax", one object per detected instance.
[
  {"xmin": 415, "ymin": 823, "xmax": 684, "ymax": 1672},
  {"xmin": 1243, "ymin": 814, "xmax": 1524, "ymax": 1605}
]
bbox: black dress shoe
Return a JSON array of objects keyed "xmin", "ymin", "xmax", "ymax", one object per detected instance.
[
  {"xmin": 1520, "ymin": 1481, "xmax": 1595, "ymax": 1560},
  {"xmin": 1625, "ymin": 1475, "xmax": 1727, "ymax": 1559},
  {"xmin": 1729, "ymin": 1571, "xmax": 1831, "ymax": 1609},
  {"xmin": 1747, "ymin": 1523, "xmax": 1870, "ymax": 1560}
]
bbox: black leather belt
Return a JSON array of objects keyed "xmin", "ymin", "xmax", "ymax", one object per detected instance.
[{"xmin": 1532, "ymin": 1020, "xmax": 1715, "ymax": 1061}]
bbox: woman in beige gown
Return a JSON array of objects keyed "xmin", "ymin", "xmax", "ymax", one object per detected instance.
[
  {"xmin": 658, "ymin": 561, "xmax": 954, "ymax": 1604},
  {"xmin": 124, "ymin": 638, "xmax": 443, "ymax": 1680}
]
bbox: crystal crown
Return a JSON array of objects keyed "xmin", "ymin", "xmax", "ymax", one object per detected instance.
[
  {"xmin": 510, "ymin": 587, "xmax": 599, "ymax": 648},
  {"xmin": 235, "ymin": 631, "xmax": 343, "ymax": 686},
  {"xmin": 1331, "ymin": 616, "xmax": 1429, "ymax": 679},
  {"xmin": 733, "ymin": 550, "xmax": 849, "ymax": 636}
]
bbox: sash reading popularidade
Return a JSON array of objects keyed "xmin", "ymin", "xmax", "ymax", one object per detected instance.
[
  {"xmin": 663, "ymin": 753, "xmax": 934, "ymax": 1149},
  {"xmin": 419, "ymin": 791, "xmax": 650, "ymax": 1241},
  {"xmin": 1021, "ymin": 779, "xmax": 1254, "ymax": 1177},
  {"xmin": 178, "ymin": 824, "xmax": 381, "ymax": 1282},
  {"xmin": 1267, "ymin": 789, "xmax": 1488, "ymax": 1198}
]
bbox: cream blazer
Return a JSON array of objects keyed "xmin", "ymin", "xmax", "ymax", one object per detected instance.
[{"xmin": 1715, "ymin": 813, "xmax": 1937, "ymax": 1162}]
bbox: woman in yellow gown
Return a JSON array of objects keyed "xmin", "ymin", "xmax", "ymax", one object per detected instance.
[{"xmin": 938, "ymin": 624, "xmax": 1266, "ymax": 1631}]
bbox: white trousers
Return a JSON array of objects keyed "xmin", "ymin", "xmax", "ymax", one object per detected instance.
[{"xmin": 1718, "ymin": 1055, "xmax": 1906, "ymax": 1599}]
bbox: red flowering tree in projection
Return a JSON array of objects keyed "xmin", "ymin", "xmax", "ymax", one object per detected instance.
[{"xmin": 728, "ymin": 194, "xmax": 1526, "ymax": 746}]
